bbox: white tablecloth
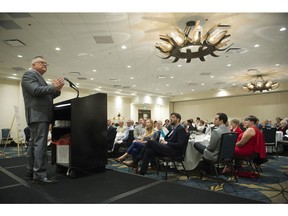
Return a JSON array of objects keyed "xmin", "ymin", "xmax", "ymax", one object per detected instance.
[{"xmin": 183, "ymin": 134, "xmax": 210, "ymax": 170}]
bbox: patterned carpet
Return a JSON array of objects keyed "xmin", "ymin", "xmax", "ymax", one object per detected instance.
[
  {"xmin": 106, "ymin": 155, "xmax": 288, "ymax": 203},
  {"xmin": 1, "ymin": 145, "xmax": 288, "ymax": 203}
]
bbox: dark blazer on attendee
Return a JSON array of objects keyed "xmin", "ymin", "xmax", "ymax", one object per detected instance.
[
  {"xmin": 21, "ymin": 70, "xmax": 60, "ymax": 125},
  {"xmin": 107, "ymin": 125, "xmax": 117, "ymax": 150},
  {"xmin": 165, "ymin": 124, "xmax": 187, "ymax": 155}
]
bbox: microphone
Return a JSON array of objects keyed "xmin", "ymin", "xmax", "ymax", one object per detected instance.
[
  {"xmin": 64, "ymin": 77, "xmax": 79, "ymax": 98},
  {"xmin": 64, "ymin": 77, "xmax": 76, "ymax": 88}
]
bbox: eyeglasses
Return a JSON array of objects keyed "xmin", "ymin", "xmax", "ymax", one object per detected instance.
[{"xmin": 36, "ymin": 61, "xmax": 49, "ymax": 66}]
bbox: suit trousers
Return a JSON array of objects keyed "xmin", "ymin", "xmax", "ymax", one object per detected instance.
[
  {"xmin": 139, "ymin": 140, "xmax": 180, "ymax": 175},
  {"xmin": 27, "ymin": 122, "xmax": 49, "ymax": 179}
]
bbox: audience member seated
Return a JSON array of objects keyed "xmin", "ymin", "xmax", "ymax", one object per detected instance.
[
  {"xmin": 277, "ymin": 119, "xmax": 288, "ymax": 153},
  {"xmin": 274, "ymin": 117, "xmax": 283, "ymax": 129},
  {"xmin": 185, "ymin": 119, "xmax": 197, "ymax": 133},
  {"xmin": 163, "ymin": 119, "xmax": 173, "ymax": 132},
  {"xmin": 110, "ymin": 120, "xmax": 134, "ymax": 153},
  {"xmin": 196, "ymin": 120, "xmax": 205, "ymax": 133},
  {"xmin": 234, "ymin": 115, "xmax": 266, "ymax": 169},
  {"xmin": 194, "ymin": 113, "xmax": 230, "ymax": 173},
  {"xmin": 153, "ymin": 120, "xmax": 169, "ymax": 142},
  {"xmin": 124, "ymin": 112, "xmax": 187, "ymax": 175},
  {"xmin": 277, "ymin": 119, "xmax": 288, "ymax": 135},
  {"xmin": 230, "ymin": 119, "xmax": 243, "ymax": 135},
  {"xmin": 134, "ymin": 118, "xmax": 146, "ymax": 140},
  {"xmin": 107, "ymin": 119, "xmax": 117, "ymax": 151},
  {"xmin": 115, "ymin": 118, "xmax": 155, "ymax": 164}
]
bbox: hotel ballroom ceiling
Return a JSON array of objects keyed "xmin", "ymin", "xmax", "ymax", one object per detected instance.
[{"xmin": 0, "ymin": 12, "xmax": 288, "ymax": 99}]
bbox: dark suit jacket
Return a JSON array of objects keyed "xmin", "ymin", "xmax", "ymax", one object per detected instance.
[
  {"xmin": 165, "ymin": 124, "xmax": 187, "ymax": 153},
  {"xmin": 107, "ymin": 125, "xmax": 117, "ymax": 150},
  {"xmin": 21, "ymin": 70, "xmax": 61, "ymax": 124}
]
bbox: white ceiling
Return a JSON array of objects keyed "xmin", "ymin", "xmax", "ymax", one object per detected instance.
[{"xmin": 1, "ymin": 12, "xmax": 288, "ymax": 99}]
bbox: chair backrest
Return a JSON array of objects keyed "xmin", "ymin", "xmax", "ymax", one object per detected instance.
[
  {"xmin": 262, "ymin": 127, "xmax": 277, "ymax": 143},
  {"xmin": 1, "ymin": 128, "xmax": 10, "ymax": 139},
  {"xmin": 218, "ymin": 132, "xmax": 238, "ymax": 161},
  {"xmin": 178, "ymin": 132, "xmax": 191, "ymax": 160}
]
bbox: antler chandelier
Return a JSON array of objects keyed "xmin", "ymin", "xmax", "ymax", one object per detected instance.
[
  {"xmin": 155, "ymin": 20, "xmax": 232, "ymax": 63},
  {"xmin": 242, "ymin": 75, "xmax": 279, "ymax": 92}
]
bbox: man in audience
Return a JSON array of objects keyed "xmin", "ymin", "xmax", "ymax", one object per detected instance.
[
  {"xmin": 125, "ymin": 112, "xmax": 187, "ymax": 175},
  {"xmin": 107, "ymin": 119, "xmax": 117, "ymax": 151},
  {"xmin": 134, "ymin": 118, "xmax": 146, "ymax": 140},
  {"xmin": 194, "ymin": 113, "xmax": 230, "ymax": 173},
  {"xmin": 110, "ymin": 120, "xmax": 134, "ymax": 153}
]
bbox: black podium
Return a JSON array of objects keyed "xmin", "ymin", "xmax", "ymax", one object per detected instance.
[{"xmin": 51, "ymin": 93, "xmax": 107, "ymax": 177}]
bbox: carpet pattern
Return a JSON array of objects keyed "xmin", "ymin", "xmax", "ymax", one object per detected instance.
[
  {"xmin": 106, "ymin": 155, "xmax": 288, "ymax": 203},
  {"xmin": 1, "ymin": 146, "xmax": 288, "ymax": 203}
]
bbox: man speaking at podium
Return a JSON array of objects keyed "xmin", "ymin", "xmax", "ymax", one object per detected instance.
[{"xmin": 21, "ymin": 56, "xmax": 64, "ymax": 184}]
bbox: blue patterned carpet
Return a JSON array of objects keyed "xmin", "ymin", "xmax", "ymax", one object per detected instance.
[
  {"xmin": 106, "ymin": 155, "xmax": 288, "ymax": 203},
  {"xmin": 1, "ymin": 146, "xmax": 288, "ymax": 203}
]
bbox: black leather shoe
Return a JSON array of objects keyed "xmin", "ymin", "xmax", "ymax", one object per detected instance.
[
  {"xmin": 25, "ymin": 172, "xmax": 33, "ymax": 180},
  {"xmin": 32, "ymin": 177, "xmax": 58, "ymax": 184}
]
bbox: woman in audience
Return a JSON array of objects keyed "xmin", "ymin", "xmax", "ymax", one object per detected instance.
[
  {"xmin": 230, "ymin": 119, "xmax": 243, "ymax": 136},
  {"xmin": 114, "ymin": 118, "xmax": 155, "ymax": 162},
  {"xmin": 277, "ymin": 119, "xmax": 288, "ymax": 135},
  {"xmin": 234, "ymin": 115, "xmax": 261, "ymax": 157},
  {"xmin": 223, "ymin": 115, "xmax": 262, "ymax": 173}
]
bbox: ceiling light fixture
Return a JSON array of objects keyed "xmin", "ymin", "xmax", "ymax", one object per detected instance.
[
  {"xmin": 155, "ymin": 20, "xmax": 232, "ymax": 63},
  {"xmin": 242, "ymin": 74, "xmax": 279, "ymax": 92}
]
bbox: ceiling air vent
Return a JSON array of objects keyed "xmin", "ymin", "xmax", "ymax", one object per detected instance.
[
  {"xmin": 77, "ymin": 77, "xmax": 87, "ymax": 80},
  {"xmin": 113, "ymin": 85, "xmax": 122, "ymax": 88},
  {"xmin": 69, "ymin": 72, "xmax": 81, "ymax": 76},
  {"xmin": 4, "ymin": 39, "xmax": 25, "ymax": 47},
  {"xmin": 93, "ymin": 36, "xmax": 113, "ymax": 44},
  {"xmin": 11, "ymin": 66, "xmax": 26, "ymax": 71}
]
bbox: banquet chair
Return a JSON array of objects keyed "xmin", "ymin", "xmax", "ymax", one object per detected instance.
[
  {"xmin": 200, "ymin": 132, "xmax": 238, "ymax": 186},
  {"xmin": 1, "ymin": 128, "xmax": 13, "ymax": 145},
  {"xmin": 156, "ymin": 133, "xmax": 190, "ymax": 180},
  {"xmin": 262, "ymin": 127, "xmax": 278, "ymax": 158}
]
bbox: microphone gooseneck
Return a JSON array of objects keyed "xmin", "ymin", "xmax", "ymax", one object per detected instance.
[{"xmin": 64, "ymin": 77, "xmax": 79, "ymax": 98}]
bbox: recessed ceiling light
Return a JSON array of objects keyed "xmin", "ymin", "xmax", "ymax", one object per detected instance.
[
  {"xmin": 8, "ymin": 76, "xmax": 18, "ymax": 80},
  {"xmin": 191, "ymin": 89, "xmax": 195, "ymax": 91},
  {"xmin": 166, "ymin": 84, "xmax": 169, "ymax": 86},
  {"xmin": 275, "ymin": 64, "xmax": 280, "ymax": 67},
  {"xmin": 121, "ymin": 45, "xmax": 127, "ymax": 49},
  {"xmin": 132, "ymin": 85, "xmax": 136, "ymax": 87},
  {"xmin": 280, "ymin": 27, "xmax": 286, "ymax": 31},
  {"xmin": 254, "ymin": 44, "xmax": 260, "ymax": 48},
  {"xmin": 92, "ymin": 69, "xmax": 97, "ymax": 72},
  {"xmin": 170, "ymin": 76, "xmax": 174, "ymax": 79},
  {"xmin": 12, "ymin": 73, "xmax": 17, "ymax": 76},
  {"xmin": 55, "ymin": 47, "xmax": 61, "ymax": 51},
  {"xmin": 17, "ymin": 55, "xmax": 22, "ymax": 58},
  {"xmin": 90, "ymin": 78, "xmax": 94, "ymax": 80},
  {"xmin": 130, "ymin": 77, "xmax": 134, "ymax": 79},
  {"xmin": 210, "ymin": 75, "xmax": 214, "ymax": 78},
  {"xmin": 177, "ymin": 64, "xmax": 182, "ymax": 67},
  {"xmin": 201, "ymin": 83, "xmax": 205, "ymax": 86},
  {"xmin": 127, "ymin": 65, "xmax": 131, "ymax": 68},
  {"xmin": 180, "ymin": 93, "xmax": 183, "ymax": 95},
  {"xmin": 232, "ymin": 83, "xmax": 236, "ymax": 86},
  {"xmin": 227, "ymin": 64, "xmax": 231, "ymax": 67},
  {"xmin": 157, "ymin": 75, "xmax": 166, "ymax": 79}
]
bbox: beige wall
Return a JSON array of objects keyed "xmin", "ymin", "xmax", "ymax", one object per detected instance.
[
  {"xmin": 173, "ymin": 91, "xmax": 288, "ymax": 123},
  {"xmin": 0, "ymin": 80, "xmax": 170, "ymax": 138}
]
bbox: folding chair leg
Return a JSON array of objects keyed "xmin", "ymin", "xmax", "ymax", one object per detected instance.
[{"xmin": 213, "ymin": 165, "xmax": 220, "ymax": 186}]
